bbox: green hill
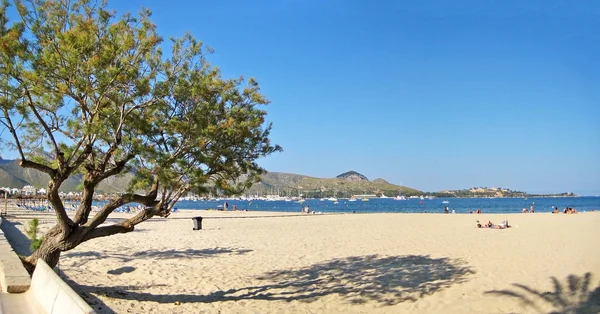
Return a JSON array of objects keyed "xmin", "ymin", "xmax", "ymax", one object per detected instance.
[
  {"xmin": 0, "ymin": 160, "xmax": 132, "ymax": 193},
  {"xmin": 1, "ymin": 161, "xmax": 421, "ymax": 197},
  {"xmin": 246, "ymin": 170, "xmax": 421, "ymax": 198}
]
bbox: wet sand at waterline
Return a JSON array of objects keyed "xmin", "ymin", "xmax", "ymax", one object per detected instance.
[{"xmin": 4, "ymin": 208, "xmax": 600, "ymax": 313}]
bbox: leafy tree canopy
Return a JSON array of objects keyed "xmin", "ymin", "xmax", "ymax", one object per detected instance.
[{"xmin": 0, "ymin": 0, "xmax": 280, "ymax": 270}]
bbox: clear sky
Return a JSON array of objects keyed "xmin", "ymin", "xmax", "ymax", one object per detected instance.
[{"xmin": 4, "ymin": 1, "xmax": 600, "ymax": 195}]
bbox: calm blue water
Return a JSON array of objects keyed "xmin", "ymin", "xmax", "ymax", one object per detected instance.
[{"xmin": 173, "ymin": 197, "xmax": 600, "ymax": 214}]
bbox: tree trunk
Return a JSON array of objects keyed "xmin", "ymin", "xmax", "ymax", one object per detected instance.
[
  {"xmin": 22, "ymin": 239, "xmax": 62, "ymax": 274},
  {"xmin": 21, "ymin": 223, "xmax": 81, "ymax": 274}
]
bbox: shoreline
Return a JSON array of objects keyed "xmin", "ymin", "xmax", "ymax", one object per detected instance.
[{"xmin": 2, "ymin": 206, "xmax": 599, "ymax": 220}]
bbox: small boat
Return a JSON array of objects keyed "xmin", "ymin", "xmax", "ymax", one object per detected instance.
[
  {"xmin": 362, "ymin": 198, "xmax": 369, "ymax": 202},
  {"xmin": 334, "ymin": 201, "xmax": 339, "ymax": 204},
  {"xmin": 348, "ymin": 198, "xmax": 357, "ymax": 202},
  {"xmin": 442, "ymin": 200, "xmax": 449, "ymax": 204},
  {"xmin": 297, "ymin": 199, "xmax": 305, "ymax": 204},
  {"xmin": 394, "ymin": 196, "xmax": 407, "ymax": 200}
]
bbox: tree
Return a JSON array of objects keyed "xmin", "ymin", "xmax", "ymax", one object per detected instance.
[{"xmin": 0, "ymin": 0, "xmax": 281, "ymax": 272}]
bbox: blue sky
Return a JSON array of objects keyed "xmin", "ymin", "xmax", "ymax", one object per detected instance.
[{"xmin": 4, "ymin": 1, "xmax": 599, "ymax": 195}]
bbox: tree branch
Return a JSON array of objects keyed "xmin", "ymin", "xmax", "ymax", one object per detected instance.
[
  {"xmin": 97, "ymin": 153, "xmax": 135, "ymax": 183},
  {"xmin": 72, "ymin": 178, "xmax": 95, "ymax": 225},
  {"xmin": 21, "ymin": 84, "xmax": 63, "ymax": 166},
  {"xmin": 81, "ymin": 222, "xmax": 134, "ymax": 242},
  {"xmin": 19, "ymin": 159, "xmax": 57, "ymax": 177},
  {"xmin": 65, "ymin": 138, "xmax": 89, "ymax": 167},
  {"xmin": 84, "ymin": 177, "xmax": 160, "ymax": 229},
  {"xmin": 1, "ymin": 109, "xmax": 26, "ymax": 161},
  {"xmin": 47, "ymin": 182, "xmax": 74, "ymax": 234}
]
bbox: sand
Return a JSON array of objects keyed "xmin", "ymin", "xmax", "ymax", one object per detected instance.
[{"xmin": 3, "ymin": 207, "xmax": 600, "ymax": 313}]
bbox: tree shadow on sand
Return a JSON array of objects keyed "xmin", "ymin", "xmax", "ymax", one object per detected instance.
[
  {"xmin": 72, "ymin": 254, "xmax": 475, "ymax": 308},
  {"xmin": 485, "ymin": 272, "xmax": 600, "ymax": 314},
  {"xmin": 62, "ymin": 247, "xmax": 253, "ymax": 268}
]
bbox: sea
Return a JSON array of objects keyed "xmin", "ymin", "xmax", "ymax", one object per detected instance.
[{"xmin": 173, "ymin": 196, "xmax": 600, "ymax": 214}]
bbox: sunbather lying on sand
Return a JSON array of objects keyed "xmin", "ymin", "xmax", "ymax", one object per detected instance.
[{"xmin": 476, "ymin": 220, "xmax": 510, "ymax": 229}]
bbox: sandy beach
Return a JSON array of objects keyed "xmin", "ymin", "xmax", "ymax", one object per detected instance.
[{"xmin": 3, "ymin": 207, "xmax": 600, "ymax": 313}]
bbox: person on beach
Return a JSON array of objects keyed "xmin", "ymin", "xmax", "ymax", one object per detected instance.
[
  {"xmin": 477, "ymin": 220, "xmax": 510, "ymax": 229},
  {"xmin": 476, "ymin": 209, "xmax": 481, "ymax": 214},
  {"xmin": 530, "ymin": 204, "xmax": 534, "ymax": 213},
  {"xmin": 563, "ymin": 207, "xmax": 578, "ymax": 214},
  {"xmin": 522, "ymin": 208, "xmax": 528, "ymax": 213},
  {"xmin": 224, "ymin": 202, "xmax": 229, "ymax": 211},
  {"xmin": 233, "ymin": 204, "xmax": 237, "ymax": 211},
  {"xmin": 444, "ymin": 206, "xmax": 449, "ymax": 214}
]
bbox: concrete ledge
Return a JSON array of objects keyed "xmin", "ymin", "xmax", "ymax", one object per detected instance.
[
  {"xmin": 0, "ymin": 259, "xmax": 96, "ymax": 314},
  {"xmin": 0, "ymin": 218, "xmax": 31, "ymax": 293},
  {"xmin": 28, "ymin": 259, "xmax": 96, "ymax": 313}
]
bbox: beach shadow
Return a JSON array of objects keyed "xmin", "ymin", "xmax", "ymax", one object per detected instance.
[
  {"xmin": 0, "ymin": 220, "xmax": 32, "ymax": 256},
  {"xmin": 132, "ymin": 248, "xmax": 253, "ymax": 259},
  {"xmin": 485, "ymin": 272, "xmax": 600, "ymax": 313},
  {"xmin": 62, "ymin": 247, "xmax": 253, "ymax": 268},
  {"xmin": 59, "ymin": 272, "xmax": 148, "ymax": 314},
  {"xmin": 74, "ymin": 254, "xmax": 475, "ymax": 306},
  {"xmin": 107, "ymin": 266, "xmax": 136, "ymax": 275}
]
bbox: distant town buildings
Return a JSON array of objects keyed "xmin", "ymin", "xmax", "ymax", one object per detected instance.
[
  {"xmin": 22, "ymin": 185, "xmax": 37, "ymax": 195},
  {"xmin": 0, "ymin": 186, "xmax": 81, "ymax": 198}
]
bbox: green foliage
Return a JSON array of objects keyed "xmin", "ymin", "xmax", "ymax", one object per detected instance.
[
  {"xmin": 0, "ymin": 0, "xmax": 280, "ymax": 204},
  {"xmin": 24, "ymin": 218, "xmax": 43, "ymax": 251}
]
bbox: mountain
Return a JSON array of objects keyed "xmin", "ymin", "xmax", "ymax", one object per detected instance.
[
  {"xmin": 0, "ymin": 160, "xmax": 421, "ymax": 197},
  {"xmin": 372, "ymin": 178, "xmax": 390, "ymax": 184},
  {"xmin": 0, "ymin": 160, "xmax": 131, "ymax": 193},
  {"xmin": 247, "ymin": 171, "xmax": 421, "ymax": 197},
  {"xmin": 0, "ymin": 156, "xmax": 13, "ymax": 165},
  {"xmin": 336, "ymin": 170, "xmax": 369, "ymax": 182}
]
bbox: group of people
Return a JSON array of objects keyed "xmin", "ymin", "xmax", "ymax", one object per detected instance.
[
  {"xmin": 522, "ymin": 205, "xmax": 535, "ymax": 213},
  {"xmin": 220, "ymin": 202, "xmax": 241, "ymax": 211},
  {"xmin": 442, "ymin": 207, "xmax": 482, "ymax": 214},
  {"xmin": 555, "ymin": 207, "xmax": 578, "ymax": 214},
  {"xmin": 476, "ymin": 220, "xmax": 510, "ymax": 229}
]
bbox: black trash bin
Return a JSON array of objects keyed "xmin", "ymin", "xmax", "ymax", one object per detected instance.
[{"xmin": 192, "ymin": 216, "xmax": 203, "ymax": 230}]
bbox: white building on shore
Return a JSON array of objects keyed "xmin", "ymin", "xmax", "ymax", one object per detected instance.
[{"xmin": 22, "ymin": 185, "xmax": 37, "ymax": 195}]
